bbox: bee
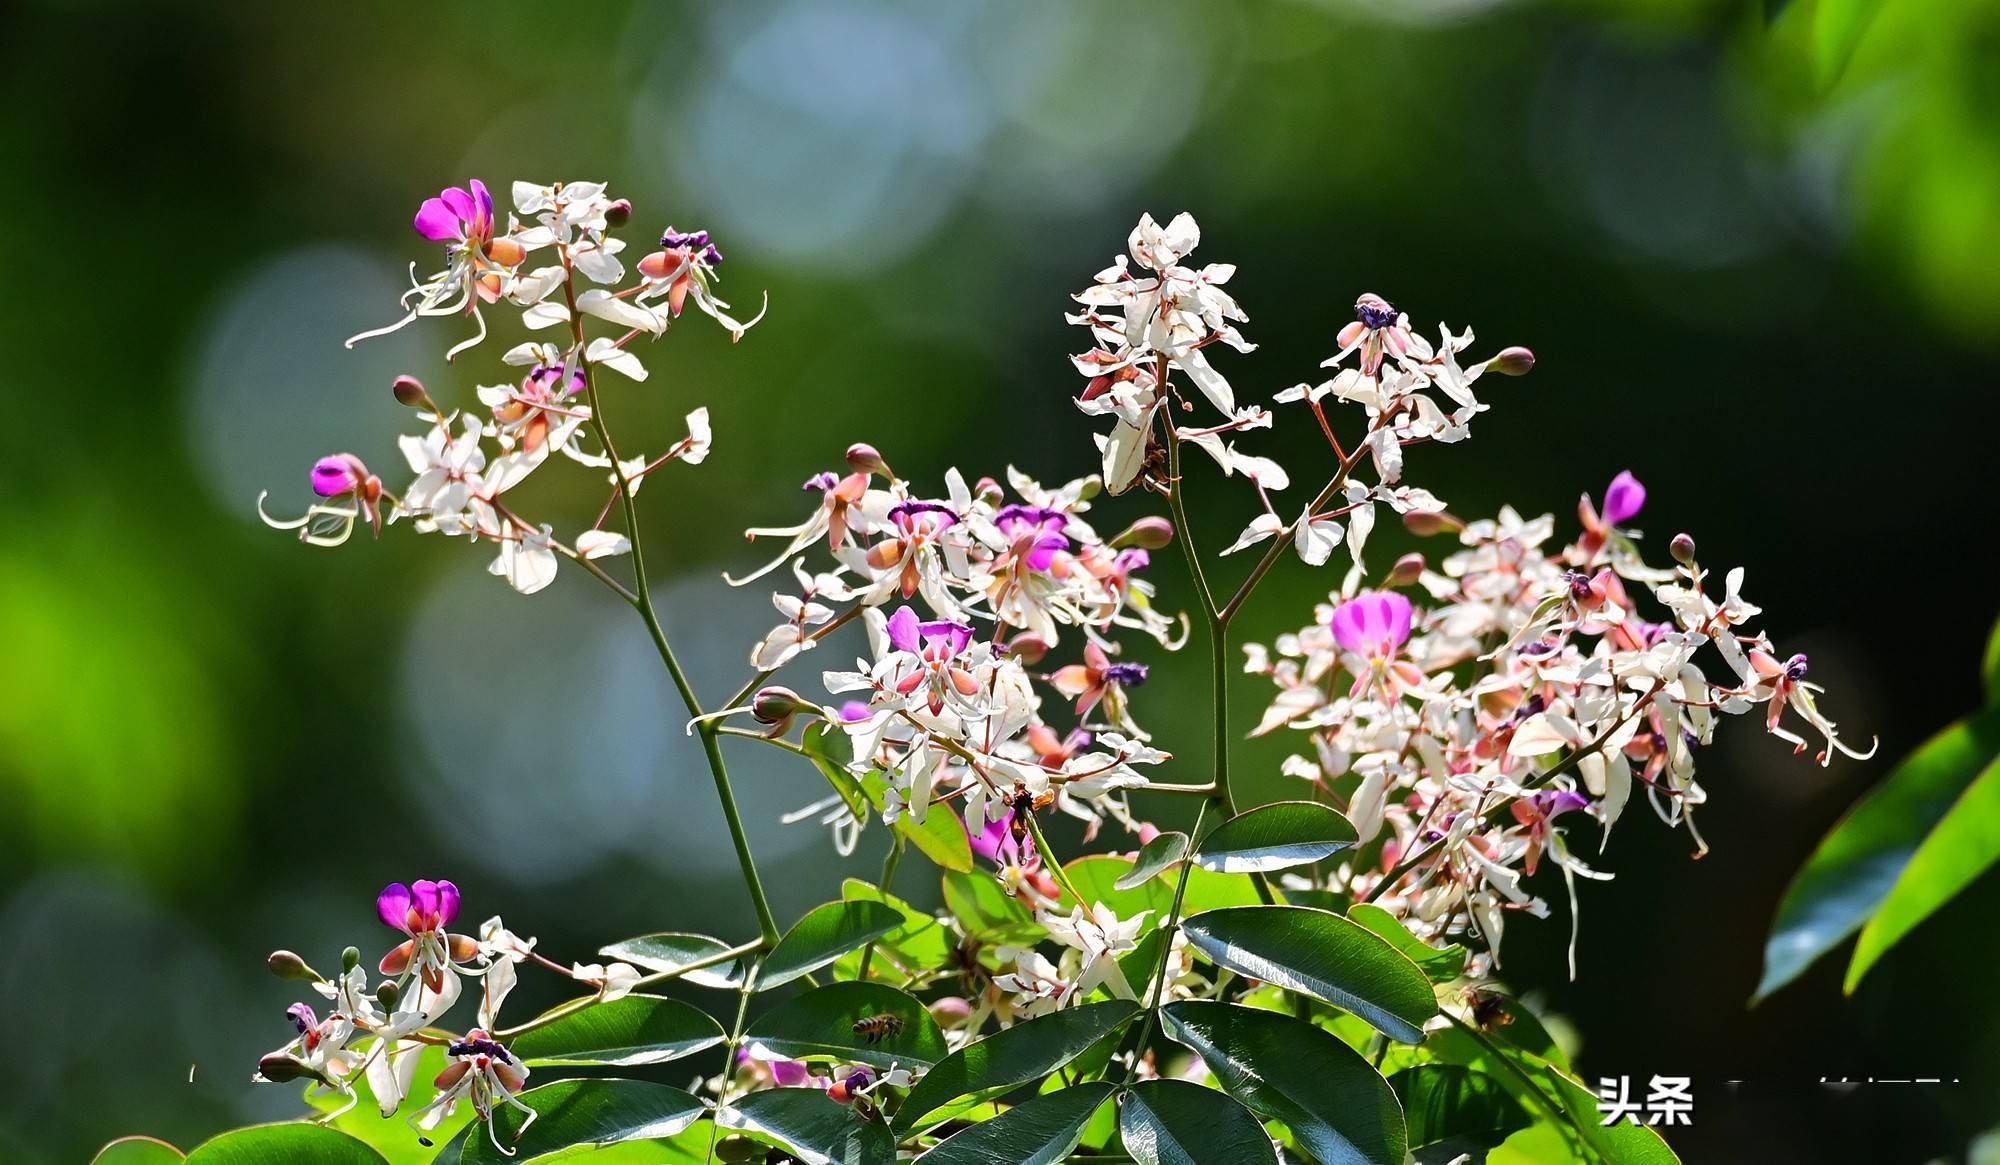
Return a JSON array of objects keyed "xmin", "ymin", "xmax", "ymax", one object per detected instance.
[
  {"xmin": 1466, "ymin": 987, "xmax": 1514, "ymax": 1032},
  {"xmin": 851, "ymin": 1013, "xmax": 904, "ymax": 1044}
]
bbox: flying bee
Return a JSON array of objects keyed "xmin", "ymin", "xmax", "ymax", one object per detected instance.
[
  {"xmin": 851, "ymin": 1013, "xmax": 904, "ymax": 1044},
  {"xmin": 1466, "ymin": 987, "xmax": 1514, "ymax": 1032}
]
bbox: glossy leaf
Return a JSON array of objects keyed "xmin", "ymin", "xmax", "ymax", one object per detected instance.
[
  {"xmin": 1538, "ymin": 1064, "xmax": 1680, "ymax": 1164},
  {"xmin": 744, "ymin": 981, "xmax": 948, "ymax": 1069},
  {"xmin": 761, "ymin": 900, "xmax": 905, "ymax": 990},
  {"xmin": 1849, "ymin": 752, "xmax": 2000, "ymax": 990},
  {"xmin": 941, "ymin": 869, "xmax": 1042, "ymax": 944},
  {"xmin": 1118, "ymin": 1079, "xmax": 1279, "ymax": 1165},
  {"xmin": 1755, "ymin": 708, "xmax": 2000, "ymax": 1001},
  {"xmin": 91, "ymin": 1139, "xmax": 185, "ymax": 1165},
  {"xmin": 432, "ymin": 1079, "xmax": 706, "ymax": 1164},
  {"xmin": 1115, "ymin": 830, "xmax": 1188, "ymax": 890},
  {"xmin": 894, "ymin": 999, "xmax": 1140, "ymax": 1133},
  {"xmin": 1391, "ymin": 1065, "xmax": 1530, "ymax": 1154},
  {"xmin": 1349, "ymin": 902, "xmax": 1469, "ymax": 984},
  {"xmin": 719, "ymin": 1087, "xmax": 894, "ymax": 1165},
  {"xmin": 1180, "ymin": 905, "xmax": 1439, "ymax": 1043},
  {"xmin": 598, "ymin": 932, "xmax": 745, "ymax": 988},
  {"xmin": 1162, "ymin": 1001, "xmax": 1406, "ymax": 1165},
  {"xmin": 839, "ymin": 878, "xmax": 953, "ymax": 978},
  {"xmin": 1984, "ymin": 614, "xmax": 2000, "ymax": 704},
  {"xmin": 1192, "ymin": 800, "xmax": 1358, "ymax": 874},
  {"xmin": 914, "ymin": 1083, "xmax": 1115, "ymax": 1165},
  {"xmin": 1056, "ymin": 854, "xmax": 1261, "ymax": 921},
  {"xmin": 183, "ymin": 1124, "xmax": 389, "ymax": 1165},
  {"xmin": 510, "ymin": 994, "xmax": 725, "ymax": 1067}
]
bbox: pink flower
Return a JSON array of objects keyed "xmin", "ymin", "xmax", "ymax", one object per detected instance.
[
  {"xmin": 414, "ymin": 181, "xmax": 496, "ymax": 247},
  {"xmin": 377, "ymin": 879, "xmax": 479, "ymax": 990},
  {"xmin": 1328, "ymin": 592, "xmax": 1425, "ymax": 701}
]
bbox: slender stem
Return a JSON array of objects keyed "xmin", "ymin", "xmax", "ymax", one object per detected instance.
[
  {"xmin": 1025, "ymin": 812, "xmax": 1085, "ymax": 906},
  {"xmin": 858, "ymin": 833, "xmax": 905, "ymax": 980},
  {"xmin": 562, "ymin": 266, "xmax": 781, "ymax": 948},
  {"xmin": 1163, "ymin": 419, "xmax": 1235, "ymax": 817},
  {"xmin": 708, "ymin": 957, "xmax": 763, "ymax": 1165},
  {"xmin": 1125, "ymin": 798, "xmax": 1211, "ymax": 1082},
  {"xmin": 1217, "ymin": 444, "xmax": 1366, "ymax": 624}
]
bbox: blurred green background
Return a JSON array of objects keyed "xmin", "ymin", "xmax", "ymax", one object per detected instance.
[{"xmin": 3, "ymin": 0, "xmax": 1997, "ymax": 1161}]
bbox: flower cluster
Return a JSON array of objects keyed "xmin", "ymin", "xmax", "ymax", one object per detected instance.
[{"xmin": 260, "ymin": 178, "xmax": 749, "ymax": 593}]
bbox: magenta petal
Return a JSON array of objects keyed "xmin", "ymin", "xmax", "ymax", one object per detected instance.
[
  {"xmin": 1601, "ymin": 471, "xmax": 1646, "ymax": 526},
  {"xmin": 469, "ymin": 179, "xmax": 493, "ymax": 228},
  {"xmin": 438, "ymin": 185, "xmax": 476, "ymax": 223},
  {"xmin": 311, "ymin": 456, "xmax": 354, "ymax": 497},
  {"xmin": 772, "ymin": 1060, "xmax": 811, "ymax": 1087},
  {"xmin": 885, "ymin": 606, "xmax": 921, "ymax": 654},
  {"xmin": 434, "ymin": 879, "xmax": 461, "ymax": 927},
  {"xmin": 377, "ymin": 883, "xmax": 413, "ymax": 932},
  {"xmin": 413, "ymin": 198, "xmax": 461, "ymax": 241},
  {"xmin": 969, "ymin": 812, "xmax": 1011, "ymax": 863},
  {"xmin": 1330, "ymin": 592, "xmax": 1413, "ymax": 656},
  {"xmin": 409, "ymin": 879, "xmax": 442, "ymax": 928}
]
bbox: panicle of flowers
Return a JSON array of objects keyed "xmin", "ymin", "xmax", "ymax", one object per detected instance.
[
  {"xmin": 260, "ymin": 179, "xmax": 751, "ymax": 593},
  {"xmin": 1243, "ymin": 471, "xmax": 1875, "ymax": 975}
]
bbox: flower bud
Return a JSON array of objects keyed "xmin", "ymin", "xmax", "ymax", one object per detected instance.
[
  {"xmin": 846, "ymin": 443, "xmax": 892, "ymax": 477},
  {"xmin": 1005, "ymin": 633, "xmax": 1050, "ymax": 666},
  {"xmin": 376, "ymin": 980, "xmax": 400, "ymax": 1010},
  {"xmin": 1402, "ymin": 509, "xmax": 1463, "ymax": 537},
  {"xmin": 1112, "ymin": 516, "xmax": 1175, "ymax": 550},
  {"xmin": 341, "ymin": 946, "xmax": 362, "ymax": 972},
  {"xmin": 928, "ymin": 996, "xmax": 973, "ymax": 1029},
  {"xmin": 1670, "ymin": 533, "xmax": 1697, "ymax": 566},
  {"xmin": 267, "ymin": 950, "xmax": 314, "ymax": 981},
  {"xmin": 604, "ymin": 198, "xmax": 632, "ymax": 229},
  {"xmin": 255, "ymin": 1053, "xmax": 317, "ymax": 1084},
  {"xmin": 484, "ymin": 237, "xmax": 526, "ymax": 267},
  {"xmin": 1386, "ymin": 553, "xmax": 1425, "ymax": 587},
  {"xmin": 311, "ymin": 454, "xmax": 369, "ymax": 498},
  {"xmin": 1488, "ymin": 346, "xmax": 1536, "ymax": 376},
  {"xmin": 392, "ymin": 374, "xmax": 434, "ymax": 410},
  {"xmin": 974, "ymin": 477, "xmax": 1005, "ymax": 507},
  {"xmin": 752, "ymin": 686, "xmax": 809, "ymax": 727}
]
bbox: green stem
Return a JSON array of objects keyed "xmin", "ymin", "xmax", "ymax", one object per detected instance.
[
  {"xmin": 1162, "ymin": 419, "xmax": 1234, "ymax": 817},
  {"xmin": 1026, "ymin": 813, "xmax": 1085, "ymax": 906},
  {"xmin": 1123, "ymin": 799, "xmax": 1211, "ymax": 1082},
  {"xmin": 563, "ymin": 268, "xmax": 781, "ymax": 948},
  {"xmin": 708, "ymin": 957, "xmax": 763, "ymax": 1165},
  {"xmin": 857, "ymin": 833, "xmax": 904, "ymax": 980}
]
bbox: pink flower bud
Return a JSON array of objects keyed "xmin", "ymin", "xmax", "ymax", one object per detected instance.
[
  {"xmin": 1112, "ymin": 516, "xmax": 1176, "ymax": 550},
  {"xmin": 846, "ymin": 443, "xmax": 891, "ymax": 477},
  {"xmin": 310, "ymin": 454, "xmax": 369, "ymax": 498},
  {"xmin": 604, "ymin": 198, "xmax": 632, "ymax": 229},
  {"xmin": 267, "ymin": 950, "xmax": 313, "ymax": 980},
  {"xmin": 1671, "ymin": 533, "xmax": 1697, "ymax": 566},
  {"xmin": 1488, "ymin": 346, "xmax": 1535, "ymax": 376},
  {"xmin": 928, "ymin": 996, "xmax": 973, "ymax": 1028},
  {"xmin": 392, "ymin": 374, "xmax": 432, "ymax": 409},
  {"xmin": 752, "ymin": 686, "xmax": 809, "ymax": 726},
  {"xmin": 1005, "ymin": 633, "xmax": 1050, "ymax": 666},
  {"xmin": 1386, "ymin": 553, "xmax": 1425, "ymax": 586},
  {"xmin": 1402, "ymin": 509, "xmax": 1463, "ymax": 537}
]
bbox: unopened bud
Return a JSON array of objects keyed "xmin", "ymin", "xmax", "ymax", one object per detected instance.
[
  {"xmin": 341, "ymin": 946, "xmax": 362, "ymax": 972},
  {"xmin": 1402, "ymin": 509, "xmax": 1463, "ymax": 537},
  {"xmin": 392, "ymin": 374, "xmax": 433, "ymax": 410},
  {"xmin": 1488, "ymin": 346, "xmax": 1535, "ymax": 376},
  {"xmin": 1005, "ymin": 633, "xmax": 1050, "ymax": 666},
  {"xmin": 375, "ymin": 981, "xmax": 400, "ymax": 1010},
  {"xmin": 267, "ymin": 950, "xmax": 314, "ymax": 981},
  {"xmin": 928, "ymin": 996, "xmax": 973, "ymax": 1028},
  {"xmin": 1670, "ymin": 533, "xmax": 1697, "ymax": 566},
  {"xmin": 604, "ymin": 198, "xmax": 632, "ymax": 229},
  {"xmin": 973, "ymin": 477, "xmax": 1005, "ymax": 507},
  {"xmin": 846, "ymin": 443, "xmax": 891, "ymax": 477},
  {"xmin": 255, "ymin": 1053, "xmax": 316, "ymax": 1084},
  {"xmin": 1386, "ymin": 553, "xmax": 1425, "ymax": 586},
  {"xmin": 1112, "ymin": 516, "xmax": 1175, "ymax": 550},
  {"xmin": 752, "ymin": 686, "xmax": 809, "ymax": 726}
]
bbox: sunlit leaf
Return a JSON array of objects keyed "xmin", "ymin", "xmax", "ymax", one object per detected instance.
[
  {"xmin": 1055, "ymin": 854, "xmax": 1261, "ymax": 921},
  {"xmin": 719, "ymin": 1088, "xmax": 894, "ymax": 1165},
  {"xmin": 744, "ymin": 981, "xmax": 948, "ymax": 1070},
  {"xmin": 1180, "ymin": 905, "xmax": 1439, "ymax": 1043},
  {"xmin": 1810, "ymin": 0, "xmax": 1883, "ymax": 90},
  {"xmin": 1984, "ymin": 614, "xmax": 2000, "ymax": 704},
  {"xmin": 942, "ymin": 869, "xmax": 1041, "ymax": 944},
  {"xmin": 183, "ymin": 1124, "xmax": 389, "ymax": 1165},
  {"xmin": 509, "ymin": 995, "xmax": 726, "ymax": 1067},
  {"xmin": 598, "ymin": 932, "xmax": 745, "ymax": 988},
  {"xmin": 1349, "ymin": 902, "xmax": 1469, "ymax": 984},
  {"xmin": 431, "ymin": 1079, "xmax": 706, "ymax": 1164},
  {"xmin": 1118, "ymin": 1079, "xmax": 1279, "ymax": 1165},
  {"xmin": 1755, "ymin": 709, "xmax": 2000, "ymax": 1001},
  {"xmin": 894, "ymin": 1000, "xmax": 1139, "ymax": 1133},
  {"xmin": 1191, "ymin": 801, "xmax": 1357, "ymax": 874},
  {"xmin": 91, "ymin": 1138, "xmax": 184, "ymax": 1165},
  {"xmin": 1391, "ymin": 1065, "xmax": 1530, "ymax": 1156},
  {"xmin": 761, "ymin": 900, "xmax": 905, "ymax": 990},
  {"xmin": 1162, "ymin": 1001, "xmax": 1406, "ymax": 1165},
  {"xmin": 914, "ymin": 1083, "xmax": 1115, "ymax": 1165},
  {"xmin": 1848, "ymin": 752, "xmax": 2000, "ymax": 991},
  {"xmin": 1115, "ymin": 831, "xmax": 1188, "ymax": 890},
  {"xmin": 838, "ymin": 878, "xmax": 953, "ymax": 979}
]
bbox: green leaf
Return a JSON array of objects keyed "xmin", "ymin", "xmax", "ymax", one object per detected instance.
[
  {"xmin": 598, "ymin": 932, "xmax": 745, "ymax": 988},
  {"xmin": 942, "ymin": 869, "xmax": 1041, "ymax": 944},
  {"xmin": 1162, "ymin": 1001, "xmax": 1406, "ymax": 1165},
  {"xmin": 1115, "ymin": 831, "xmax": 1188, "ymax": 891},
  {"xmin": 1985, "ymin": 614, "xmax": 2000, "ymax": 705},
  {"xmin": 914, "ymin": 1083, "xmax": 1115, "ymax": 1165},
  {"xmin": 1180, "ymin": 905, "xmax": 1440, "ymax": 1043},
  {"xmin": 1192, "ymin": 801, "xmax": 1358, "ymax": 874},
  {"xmin": 744, "ymin": 981, "xmax": 948, "ymax": 1070},
  {"xmin": 1536, "ymin": 1064, "xmax": 1681, "ymax": 1165},
  {"xmin": 838, "ymin": 878, "xmax": 953, "ymax": 979},
  {"xmin": 1849, "ymin": 752, "xmax": 2000, "ymax": 990},
  {"xmin": 761, "ymin": 900, "xmax": 906, "ymax": 990},
  {"xmin": 1349, "ymin": 902, "xmax": 1469, "ymax": 984},
  {"xmin": 894, "ymin": 999, "xmax": 1140, "ymax": 1133},
  {"xmin": 720, "ymin": 1087, "xmax": 895, "ymax": 1165},
  {"xmin": 91, "ymin": 1138, "xmax": 185, "ymax": 1165},
  {"xmin": 1118, "ymin": 1079, "xmax": 1279, "ymax": 1165},
  {"xmin": 183, "ymin": 1124, "xmax": 389, "ymax": 1165},
  {"xmin": 510, "ymin": 995, "xmax": 726, "ymax": 1067},
  {"xmin": 1056, "ymin": 854, "xmax": 1262, "ymax": 921},
  {"xmin": 1754, "ymin": 709, "xmax": 2000, "ymax": 1002},
  {"xmin": 302, "ymin": 1043, "xmax": 466, "ymax": 1162},
  {"xmin": 1810, "ymin": 0, "xmax": 1882, "ymax": 90},
  {"xmin": 1391, "ymin": 1065, "xmax": 1530, "ymax": 1155},
  {"xmin": 431, "ymin": 1079, "xmax": 706, "ymax": 1164}
]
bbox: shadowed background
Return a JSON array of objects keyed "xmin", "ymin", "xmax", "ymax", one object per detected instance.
[{"xmin": 2, "ymin": 0, "xmax": 1997, "ymax": 1161}]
